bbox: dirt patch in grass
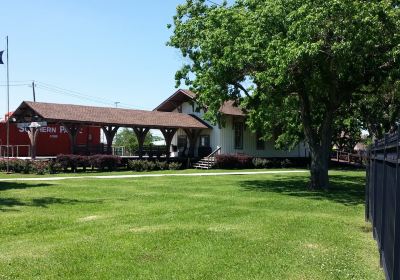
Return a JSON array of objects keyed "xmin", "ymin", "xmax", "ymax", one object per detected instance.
[
  {"xmin": 304, "ymin": 243, "xmax": 320, "ymax": 249},
  {"xmin": 129, "ymin": 225, "xmax": 170, "ymax": 233},
  {"xmin": 78, "ymin": 215, "xmax": 100, "ymax": 222},
  {"xmin": 207, "ymin": 225, "xmax": 238, "ymax": 232}
]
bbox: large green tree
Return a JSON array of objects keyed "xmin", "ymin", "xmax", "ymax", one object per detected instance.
[
  {"xmin": 358, "ymin": 79, "xmax": 400, "ymax": 139},
  {"xmin": 168, "ymin": 0, "xmax": 400, "ymax": 189},
  {"xmin": 332, "ymin": 104, "xmax": 363, "ymax": 152},
  {"xmin": 114, "ymin": 129, "xmax": 161, "ymax": 154}
]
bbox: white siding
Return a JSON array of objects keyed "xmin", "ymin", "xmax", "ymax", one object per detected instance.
[
  {"xmin": 169, "ymin": 101, "xmax": 309, "ymax": 158},
  {"xmin": 171, "ymin": 103, "xmax": 217, "ymax": 156},
  {"xmin": 219, "ymin": 115, "xmax": 309, "ymax": 158}
]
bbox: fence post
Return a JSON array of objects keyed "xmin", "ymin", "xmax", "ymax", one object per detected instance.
[
  {"xmin": 373, "ymin": 139, "xmax": 379, "ymax": 239},
  {"xmin": 366, "ymin": 148, "xmax": 370, "ymax": 222},
  {"xmin": 379, "ymin": 134, "xmax": 388, "ymax": 267},
  {"xmin": 392, "ymin": 127, "xmax": 400, "ymax": 280}
]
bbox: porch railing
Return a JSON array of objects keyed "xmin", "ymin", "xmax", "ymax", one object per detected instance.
[
  {"xmin": 331, "ymin": 150, "xmax": 367, "ymax": 166},
  {"xmin": 0, "ymin": 145, "xmax": 31, "ymax": 158}
]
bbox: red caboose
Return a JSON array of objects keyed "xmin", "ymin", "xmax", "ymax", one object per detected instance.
[{"xmin": 0, "ymin": 114, "xmax": 101, "ymax": 157}]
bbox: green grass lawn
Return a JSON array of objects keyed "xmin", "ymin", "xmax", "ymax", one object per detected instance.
[
  {"xmin": 0, "ymin": 170, "xmax": 382, "ymax": 279},
  {"xmin": 0, "ymin": 168, "xmax": 303, "ymax": 179}
]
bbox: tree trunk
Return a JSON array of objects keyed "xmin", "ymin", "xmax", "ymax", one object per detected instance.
[
  {"xmin": 309, "ymin": 143, "xmax": 331, "ymax": 190},
  {"xmin": 306, "ymin": 114, "xmax": 334, "ymax": 190},
  {"xmin": 299, "ymin": 92, "xmax": 334, "ymax": 190}
]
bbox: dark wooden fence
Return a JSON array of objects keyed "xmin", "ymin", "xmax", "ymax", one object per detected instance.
[{"xmin": 366, "ymin": 131, "xmax": 400, "ymax": 280}]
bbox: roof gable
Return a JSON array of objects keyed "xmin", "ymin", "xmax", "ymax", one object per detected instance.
[
  {"xmin": 153, "ymin": 89, "xmax": 196, "ymax": 112},
  {"xmin": 155, "ymin": 89, "xmax": 246, "ymax": 116}
]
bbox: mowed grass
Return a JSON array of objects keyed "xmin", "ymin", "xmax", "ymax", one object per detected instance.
[
  {"xmin": 0, "ymin": 168, "xmax": 301, "ymax": 179},
  {"xmin": 0, "ymin": 170, "xmax": 382, "ymax": 280}
]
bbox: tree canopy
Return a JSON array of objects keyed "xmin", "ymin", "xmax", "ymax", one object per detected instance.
[
  {"xmin": 114, "ymin": 129, "xmax": 162, "ymax": 154},
  {"xmin": 168, "ymin": 0, "xmax": 400, "ymax": 189}
]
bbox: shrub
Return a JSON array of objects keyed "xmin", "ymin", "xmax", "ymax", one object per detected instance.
[
  {"xmin": 12, "ymin": 159, "xmax": 26, "ymax": 173},
  {"xmin": 216, "ymin": 154, "xmax": 253, "ymax": 169},
  {"xmin": 156, "ymin": 160, "xmax": 168, "ymax": 170},
  {"xmin": 236, "ymin": 154, "xmax": 253, "ymax": 168},
  {"xmin": 168, "ymin": 162, "xmax": 182, "ymax": 170},
  {"xmin": 145, "ymin": 161, "xmax": 156, "ymax": 171},
  {"xmin": 280, "ymin": 158, "xmax": 293, "ymax": 168},
  {"xmin": 21, "ymin": 160, "xmax": 33, "ymax": 174},
  {"xmin": 1, "ymin": 159, "xmax": 28, "ymax": 173},
  {"xmin": 0, "ymin": 159, "xmax": 5, "ymax": 171},
  {"xmin": 76, "ymin": 155, "xmax": 90, "ymax": 171},
  {"xmin": 0, "ymin": 159, "xmax": 10, "ymax": 172},
  {"xmin": 48, "ymin": 160, "xmax": 62, "ymax": 174},
  {"xmin": 128, "ymin": 160, "xmax": 159, "ymax": 172},
  {"xmin": 252, "ymin": 158, "xmax": 271, "ymax": 169},
  {"xmin": 0, "ymin": 159, "xmax": 34, "ymax": 173},
  {"xmin": 32, "ymin": 161, "xmax": 49, "ymax": 175},
  {"xmin": 56, "ymin": 154, "xmax": 74, "ymax": 172},
  {"xmin": 90, "ymin": 155, "xmax": 121, "ymax": 171},
  {"xmin": 215, "ymin": 154, "xmax": 237, "ymax": 169},
  {"xmin": 57, "ymin": 154, "xmax": 121, "ymax": 172},
  {"xmin": 128, "ymin": 160, "xmax": 145, "ymax": 172}
]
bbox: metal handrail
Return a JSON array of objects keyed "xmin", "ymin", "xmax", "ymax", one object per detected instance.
[
  {"xmin": 204, "ymin": 146, "xmax": 221, "ymax": 168},
  {"xmin": 112, "ymin": 146, "xmax": 130, "ymax": 156}
]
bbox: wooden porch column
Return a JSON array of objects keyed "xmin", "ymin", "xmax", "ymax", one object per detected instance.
[
  {"xmin": 27, "ymin": 127, "xmax": 40, "ymax": 160},
  {"xmin": 133, "ymin": 127, "xmax": 150, "ymax": 158},
  {"xmin": 102, "ymin": 125, "xmax": 119, "ymax": 155},
  {"xmin": 62, "ymin": 123, "xmax": 81, "ymax": 154},
  {"xmin": 183, "ymin": 129, "xmax": 202, "ymax": 158},
  {"xmin": 160, "ymin": 128, "xmax": 177, "ymax": 159}
]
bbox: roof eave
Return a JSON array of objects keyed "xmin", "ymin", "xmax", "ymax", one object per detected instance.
[{"xmin": 153, "ymin": 89, "xmax": 196, "ymax": 111}]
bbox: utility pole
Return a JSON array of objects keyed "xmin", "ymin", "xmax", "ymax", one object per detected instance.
[
  {"xmin": 6, "ymin": 36, "xmax": 10, "ymax": 173},
  {"xmin": 114, "ymin": 102, "xmax": 120, "ymax": 108},
  {"xmin": 32, "ymin": 81, "xmax": 36, "ymax": 102}
]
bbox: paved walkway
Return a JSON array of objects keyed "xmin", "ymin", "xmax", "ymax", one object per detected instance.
[{"xmin": 0, "ymin": 170, "xmax": 308, "ymax": 182}]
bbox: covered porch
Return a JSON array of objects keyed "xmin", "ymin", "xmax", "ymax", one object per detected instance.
[{"xmin": 9, "ymin": 101, "xmax": 211, "ymax": 160}]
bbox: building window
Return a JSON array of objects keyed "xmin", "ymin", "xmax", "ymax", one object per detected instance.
[
  {"xmin": 234, "ymin": 122, "xmax": 244, "ymax": 149},
  {"xmin": 199, "ymin": 135, "xmax": 210, "ymax": 147},
  {"xmin": 256, "ymin": 131, "xmax": 265, "ymax": 150}
]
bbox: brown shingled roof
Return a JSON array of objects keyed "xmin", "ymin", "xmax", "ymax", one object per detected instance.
[
  {"xmin": 219, "ymin": 100, "xmax": 246, "ymax": 116},
  {"xmin": 155, "ymin": 89, "xmax": 246, "ymax": 116},
  {"xmin": 154, "ymin": 89, "xmax": 196, "ymax": 112},
  {"xmin": 11, "ymin": 101, "xmax": 211, "ymax": 129}
]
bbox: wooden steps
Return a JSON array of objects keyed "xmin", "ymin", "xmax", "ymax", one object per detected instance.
[
  {"xmin": 193, "ymin": 146, "xmax": 221, "ymax": 169},
  {"xmin": 192, "ymin": 156, "xmax": 216, "ymax": 169}
]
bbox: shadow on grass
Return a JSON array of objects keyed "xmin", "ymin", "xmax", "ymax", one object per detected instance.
[
  {"xmin": 239, "ymin": 173, "xmax": 365, "ymax": 206},
  {"xmin": 0, "ymin": 181, "xmax": 104, "ymax": 211},
  {"xmin": 1, "ymin": 196, "xmax": 104, "ymax": 212},
  {"xmin": 31, "ymin": 197, "xmax": 103, "ymax": 208},
  {"xmin": 0, "ymin": 182, "xmax": 52, "ymax": 191},
  {"xmin": 0, "ymin": 198, "xmax": 26, "ymax": 212}
]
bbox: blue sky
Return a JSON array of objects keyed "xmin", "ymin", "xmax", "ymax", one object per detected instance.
[{"xmin": 0, "ymin": 0, "xmax": 197, "ymax": 114}]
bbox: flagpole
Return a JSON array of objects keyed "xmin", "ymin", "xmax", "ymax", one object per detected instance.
[{"xmin": 6, "ymin": 36, "xmax": 10, "ymax": 173}]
